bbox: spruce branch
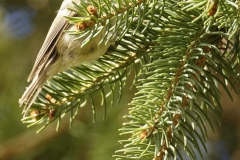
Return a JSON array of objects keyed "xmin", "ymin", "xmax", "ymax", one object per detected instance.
[
  {"xmin": 20, "ymin": 0, "xmax": 240, "ymax": 159},
  {"xmin": 114, "ymin": 0, "xmax": 240, "ymax": 159}
]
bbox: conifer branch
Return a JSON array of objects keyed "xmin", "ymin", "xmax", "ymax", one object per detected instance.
[{"xmin": 20, "ymin": 0, "xmax": 240, "ymax": 159}]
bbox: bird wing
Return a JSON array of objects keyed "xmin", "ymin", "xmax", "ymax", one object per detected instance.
[{"xmin": 27, "ymin": 0, "xmax": 79, "ymax": 81}]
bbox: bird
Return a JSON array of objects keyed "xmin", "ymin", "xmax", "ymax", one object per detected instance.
[{"xmin": 19, "ymin": 0, "xmax": 116, "ymax": 116}]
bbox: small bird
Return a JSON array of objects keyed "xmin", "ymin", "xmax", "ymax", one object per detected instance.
[{"xmin": 19, "ymin": 0, "xmax": 116, "ymax": 116}]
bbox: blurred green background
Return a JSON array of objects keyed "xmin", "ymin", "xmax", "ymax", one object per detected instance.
[{"xmin": 1, "ymin": 0, "xmax": 240, "ymax": 160}]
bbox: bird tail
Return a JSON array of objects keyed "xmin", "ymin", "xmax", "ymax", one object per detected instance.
[{"xmin": 19, "ymin": 74, "xmax": 46, "ymax": 117}]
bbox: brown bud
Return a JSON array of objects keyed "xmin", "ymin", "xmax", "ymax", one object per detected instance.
[
  {"xmin": 45, "ymin": 94, "xmax": 56, "ymax": 104},
  {"xmin": 30, "ymin": 110, "xmax": 41, "ymax": 120},
  {"xmin": 140, "ymin": 130, "xmax": 148, "ymax": 139},
  {"xmin": 48, "ymin": 109, "xmax": 57, "ymax": 120},
  {"xmin": 75, "ymin": 22, "xmax": 87, "ymax": 30},
  {"xmin": 87, "ymin": 5, "xmax": 98, "ymax": 17},
  {"xmin": 45, "ymin": 94, "xmax": 52, "ymax": 100}
]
